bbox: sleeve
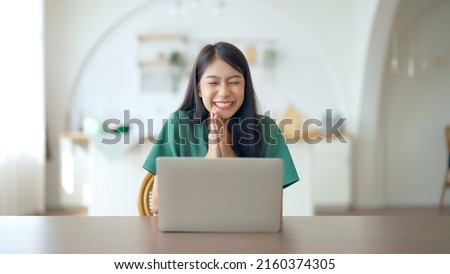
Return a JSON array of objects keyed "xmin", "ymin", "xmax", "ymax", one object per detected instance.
[
  {"xmin": 142, "ymin": 112, "xmax": 180, "ymax": 174},
  {"xmin": 262, "ymin": 117, "xmax": 300, "ymax": 188}
]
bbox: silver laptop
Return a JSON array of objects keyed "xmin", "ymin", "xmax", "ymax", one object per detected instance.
[{"xmin": 157, "ymin": 157, "xmax": 283, "ymax": 232}]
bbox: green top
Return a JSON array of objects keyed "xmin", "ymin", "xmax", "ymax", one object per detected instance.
[{"xmin": 143, "ymin": 110, "xmax": 299, "ymax": 188}]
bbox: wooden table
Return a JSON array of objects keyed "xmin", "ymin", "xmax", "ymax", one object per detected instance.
[{"xmin": 1, "ymin": 216, "xmax": 449, "ymax": 253}]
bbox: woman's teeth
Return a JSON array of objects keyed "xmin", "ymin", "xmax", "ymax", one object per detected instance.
[{"xmin": 215, "ymin": 102, "xmax": 233, "ymax": 107}]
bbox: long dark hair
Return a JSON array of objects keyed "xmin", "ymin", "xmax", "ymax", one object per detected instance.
[{"xmin": 178, "ymin": 42, "xmax": 263, "ymax": 157}]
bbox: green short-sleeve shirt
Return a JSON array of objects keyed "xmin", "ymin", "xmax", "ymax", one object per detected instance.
[{"xmin": 143, "ymin": 110, "xmax": 299, "ymax": 188}]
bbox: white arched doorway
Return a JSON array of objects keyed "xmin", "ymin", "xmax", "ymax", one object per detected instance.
[
  {"xmin": 353, "ymin": 0, "xmax": 450, "ymax": 209},
  {"xmin": 382, "ymin": 0, "xmax": 450, "ymax": 207},
  {"xmin": 352, "ymin": 0, "xmax": 399, "ymax": 208}
]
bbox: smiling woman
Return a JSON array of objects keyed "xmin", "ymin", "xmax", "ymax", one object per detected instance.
[{"xmin": 141, "ymin": 42, "xmax": 299, "ymax": 215}]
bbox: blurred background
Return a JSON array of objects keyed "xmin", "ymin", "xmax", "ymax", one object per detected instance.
[{"xmin": 0, "ymin": 0, "xmax": 449, "ymax": 216}]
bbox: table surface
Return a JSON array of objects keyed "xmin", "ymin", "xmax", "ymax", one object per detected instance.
[{"xmin": 1, "ymin": 216, "xmax": 449, "ymax": 254}]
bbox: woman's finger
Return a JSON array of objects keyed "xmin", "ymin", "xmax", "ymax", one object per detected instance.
[{"xmin": 206, "ymin": 108, "xmax": 221, "ymax": 158}]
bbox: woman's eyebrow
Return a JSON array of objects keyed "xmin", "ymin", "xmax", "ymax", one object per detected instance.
[
  {"xmin": 205, "ymin": 75, "xmax": 219, "ymax": 79},
  {"xmin": 204, "ymin": 75, "xmax": 243, "ymax": 79},
  {"xmin": 228, "ymin": 75, "xmax": 243, "ymax": 80}
]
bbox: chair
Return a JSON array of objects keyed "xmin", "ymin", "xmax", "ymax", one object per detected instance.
[
  {"xmin": 137, "ymin": 172, "xmax": 156, "ymax": 216},
  {"xmin": 439, "ymin": 126, "xmax": 450, "ymax": 212}
]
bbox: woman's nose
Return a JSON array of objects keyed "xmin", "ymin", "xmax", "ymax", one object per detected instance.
[{"xmin": 217, "ymin": 83, "xmax": 231, "ymax": 96}]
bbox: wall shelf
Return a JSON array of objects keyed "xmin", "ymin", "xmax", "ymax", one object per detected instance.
[
  {"xmin": 138, "ymin": 59, "xmax": 170, "ymax": 68},
  {"xmin": 137, "ymin": 33, "xmax": 188, "ymax": 93},
  {"xmin": 137, "ymin": 33, "xmax": 186, "ymax": 42}
]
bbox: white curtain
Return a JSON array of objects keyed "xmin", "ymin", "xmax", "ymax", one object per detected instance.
[{"xmin": 0, "ymin": 0, "xmax": 45, "ymax": 215}]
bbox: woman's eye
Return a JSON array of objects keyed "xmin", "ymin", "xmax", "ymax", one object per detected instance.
[
  {"xmin": 229, "ymin": 82, "xmax": 240, "ymax": 85},
  {"xmin": 208, "ymin": 82, "xmax": 218, "ymax": 85}
]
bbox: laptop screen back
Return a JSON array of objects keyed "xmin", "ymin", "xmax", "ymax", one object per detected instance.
[{"xmin": 157, "ymin": 157, "xmax": 283, "ymax": 232}]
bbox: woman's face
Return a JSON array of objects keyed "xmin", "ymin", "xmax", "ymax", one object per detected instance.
[{"xmin": 198, "ymin": 57, "xmax": 245, "ymax": 119}]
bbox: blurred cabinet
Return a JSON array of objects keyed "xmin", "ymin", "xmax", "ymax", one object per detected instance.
[
  {"xmin": 288, "ymin": 141, "xmax": 351, "ymax": 210},
  {"xmin": 284, "ymin": 143, "xmax": 314, "ymax": 216},
  {"xmin": 86, "ymin": 141, "xmax": 152, "ymax": 216},
  {"xmin": 309, "ymin": 142, "xmax": 351, "ymax": 208},
  {"xmin": 59, "ymin": 133, "xmax": 90, "ymax": 209}
]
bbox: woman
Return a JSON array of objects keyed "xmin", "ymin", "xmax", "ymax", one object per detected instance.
[{"xmin": 142, "ymin": 42, "xmax": 299, "ymax": 215}]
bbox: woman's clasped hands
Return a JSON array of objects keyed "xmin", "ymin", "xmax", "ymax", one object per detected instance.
[{"xmin": 205, "ymin": 107, "xmax": 236, "ymax": 158}]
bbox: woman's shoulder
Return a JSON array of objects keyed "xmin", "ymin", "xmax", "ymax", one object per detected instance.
[
  {"xmin": 168, "ymin": 109, "xmax": 196, "ymax": 121},
  {"xmin": 169, "ymin": 109, "xmax": 187, "ymax": 119},
  {"xmin": 256, "ymin": 114, "xmax": 278, "ymax": 126}
]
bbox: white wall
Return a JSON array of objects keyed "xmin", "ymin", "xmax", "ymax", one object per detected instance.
[
  {"xmin": 267, "ymin": 0, "xmax": 355, "ymax": 124},
  {"xmin": 45, "ymin": 0, "xmax": 148, "ymax": 208},
  {"xmin": 382, "ymin": 0, "xmax": 450, "ymax": 206},
  {"xmin": 70, "ymin": 0, "xmax": 345, "ymax": 133},
  {"xmin": 352, "ymin": 0, "xmax": 399, "ymax": 208},
  {"xmin": 0, "ymin": 0, "xmax": 45, "ymax": 215},
  {"xmin": 353, "ymin": 0, "xmax": 379, "ymax": 134}
]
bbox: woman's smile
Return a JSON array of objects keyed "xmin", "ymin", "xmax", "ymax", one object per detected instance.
[{"xmin": 213, "ymin": 101, "xmax": 235, "ymax": 111}]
